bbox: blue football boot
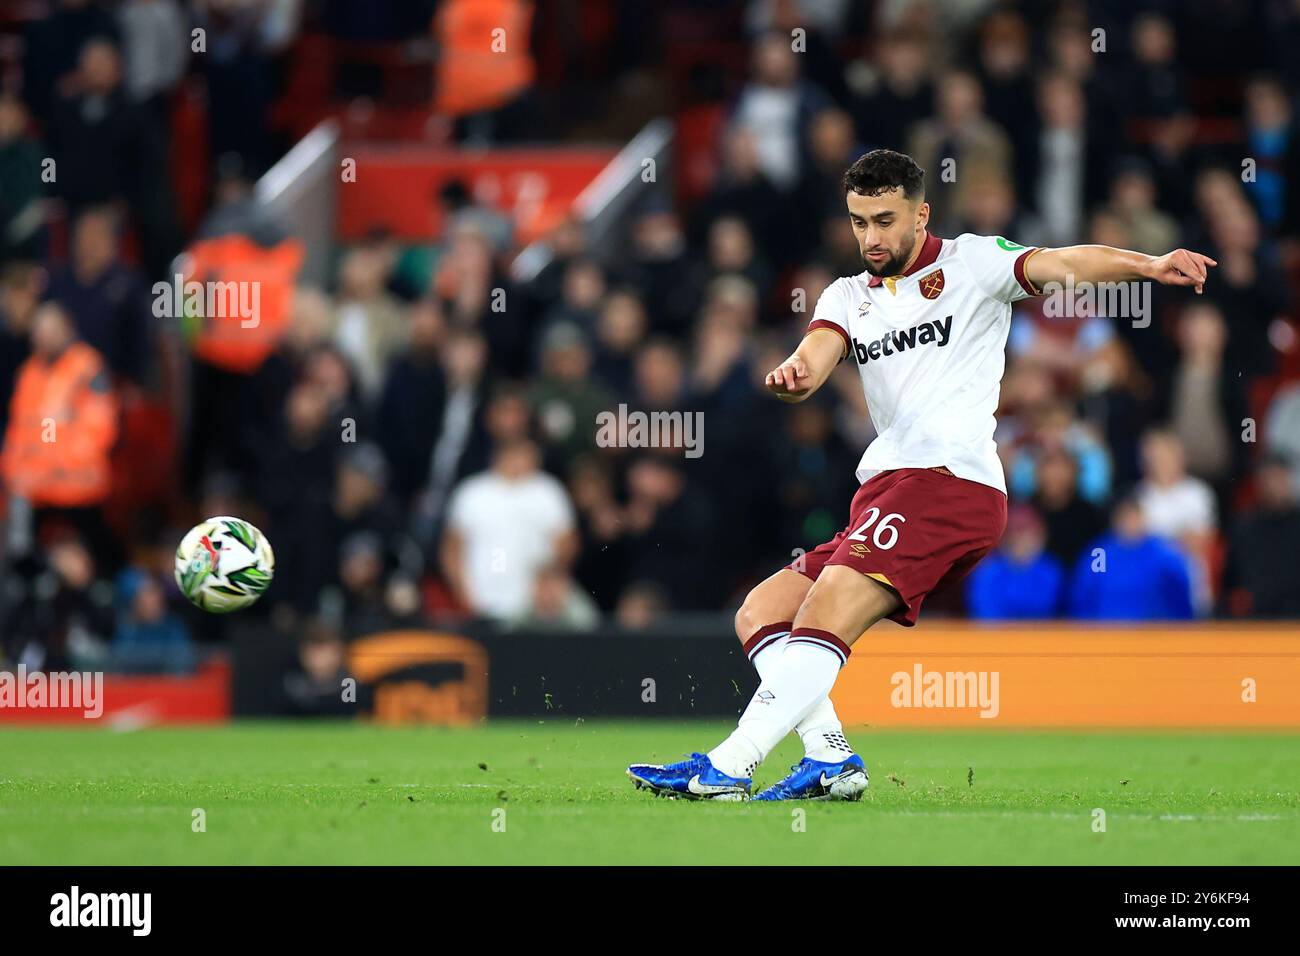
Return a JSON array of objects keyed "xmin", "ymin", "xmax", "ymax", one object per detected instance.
[
  {"xmin": 753, "ymin": 754, "xmax": 869, "ymax": 801},
  {"xmin": 627, "ymin": 752, "xmax": 751, "ymax": 800}
]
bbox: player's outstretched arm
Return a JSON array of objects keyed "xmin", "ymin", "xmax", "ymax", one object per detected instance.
[
  {"xmin": 764, "ymin": 328, "xmax": 845, "ymax": 403},
  {"xmin": 1026, "ymin": 245, "xmax": 1218, "ymax": 294}
]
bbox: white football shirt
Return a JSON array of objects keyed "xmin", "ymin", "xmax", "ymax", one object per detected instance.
[{"xmin": 808, "ymin": 232, "xmax": 1041, "ymax": 494}]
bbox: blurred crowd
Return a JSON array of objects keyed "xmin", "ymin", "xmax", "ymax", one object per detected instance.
[{"xmin": 2, "ymin": 0, "xmax": 1300, "ymax": 674}]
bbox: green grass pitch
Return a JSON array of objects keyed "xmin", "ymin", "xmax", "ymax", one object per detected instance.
[{"xmin": 2, "ymin": 721, "xmax": 1298, "ymax": 865}]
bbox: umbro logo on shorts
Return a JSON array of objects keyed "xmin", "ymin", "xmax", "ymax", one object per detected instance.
[{"xmin": 852, "ymin": 315, "xmax": 952, "ymax": 365}]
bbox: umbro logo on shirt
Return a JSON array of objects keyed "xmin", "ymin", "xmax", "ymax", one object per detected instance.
[{"xmin": 851, "ymin": 315, "xmax": 952, "ymax": 365}]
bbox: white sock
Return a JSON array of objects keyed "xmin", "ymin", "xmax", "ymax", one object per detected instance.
[
  {"xmin": 798, "ymin": 698, "xmax": 854, "ymax": 762},
  {"xmin": 710, "ymin": 633, "xmax": 848, "ymax": 778},
  {"xmin": 744, "ymin": 623, "xmax": 790, "ymax": 682},
  {"xmin": 746, "ymin": 623, "xmax": 851, "ymax": 762}
]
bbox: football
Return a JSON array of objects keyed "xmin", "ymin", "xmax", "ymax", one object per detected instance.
[{"xmin": 174, "ymin": 516, "xmax": 275, "ymax": 613}]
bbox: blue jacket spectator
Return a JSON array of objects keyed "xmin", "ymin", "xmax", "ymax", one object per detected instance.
[
  {"xmin": 966, "ymin": 505, "xmax": 1064, "ymax": 619},
  {"xmin": 1067, "ymin": 498, "xmax": 1195, "ymax": 620},
  {"xmin": 112, "ymin": 569, "xmax": 196, "ymax": 674}
]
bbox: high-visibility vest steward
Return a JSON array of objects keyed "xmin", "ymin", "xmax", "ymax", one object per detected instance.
[
  {"xmin": 1, "ymin": 342, "xmax": 119, "ymax": 507},
  {"xmin": 434, "ymin": 0, "xmax": 536, "ymax": 116}
]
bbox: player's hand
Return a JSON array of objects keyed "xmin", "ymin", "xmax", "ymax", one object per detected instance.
[
  {"xmin": 1145, "ymin": 249, "xmax": 1218, "ymax": 294},
  {"xmin": 765, "ymin": 355, "xmax": 813, "ymax": 401}
]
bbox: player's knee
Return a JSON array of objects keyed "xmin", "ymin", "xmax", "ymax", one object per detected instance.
[
  {"xmin": 794, "ymin": 576, "xmax": 833, "ymax": 626},
  {"xmin": 734, "ymin": 595, "xmax": 760, "ymax": 644}
]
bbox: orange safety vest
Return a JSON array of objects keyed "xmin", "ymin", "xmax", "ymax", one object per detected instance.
[
  {"xmin": 179, "ymin": 233, "xmax": 304, "ymax": 374},
  {"xmin": 434, "ymin": 0, "xmax": 536, "ymax": 116},
  {"xmin": 1, "ymin": 342, "xmax": 118, "ymax": 507}
]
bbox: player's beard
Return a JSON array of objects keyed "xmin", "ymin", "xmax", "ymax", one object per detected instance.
[{"xmin": 860, "ymin": 234, "xmax": 916, "ymax": 278}]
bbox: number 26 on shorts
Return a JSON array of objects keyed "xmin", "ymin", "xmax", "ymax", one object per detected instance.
[{"xmin": 847, "ymin": 508, "xmax": 905, "ymax": 550}]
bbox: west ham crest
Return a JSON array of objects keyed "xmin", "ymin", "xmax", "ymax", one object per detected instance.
[{"xmin": 919, "ymin": 269, "xmax": 945, "ymax": 300}]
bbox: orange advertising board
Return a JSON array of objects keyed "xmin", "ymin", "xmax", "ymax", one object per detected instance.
[
  {"xmin": 832, "ymin": 623, "xmax": 1300, "ymax": 728},
  {"xmin": 347, "ymin": 630, "xmax": 488, "ymax": 725}
]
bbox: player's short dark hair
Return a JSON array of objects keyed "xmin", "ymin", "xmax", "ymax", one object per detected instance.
[{"xmin": 842, "ymin": 149, "xmax": 926, "ymax": 201}]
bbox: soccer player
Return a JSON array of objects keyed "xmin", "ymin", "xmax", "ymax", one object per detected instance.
[{"xmin": 627, "ymin": 149, "xmax": 1216, "ymax": 800}]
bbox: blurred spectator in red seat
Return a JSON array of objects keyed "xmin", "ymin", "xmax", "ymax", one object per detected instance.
[
  {"xmin": 47, "ymin": 206, "xmax": 150, "ymax": 385},
  {"xmin": 0, "ymin": 95, "xmax": 48, "ymax": 265},
  {"xmin": 1, "ymin": 302, "xmax": 119, "ymax": 567},
  {"xmin": 441, "ymin": 438, "xmax": 577, "ymax": 621},
  {"xmin": 1224, "ymin": 454, "xmax": 1300, "ymax": 618}
]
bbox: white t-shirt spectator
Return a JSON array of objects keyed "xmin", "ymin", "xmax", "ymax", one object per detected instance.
[
  {"xmin": 446, "ymin": 470, "xmax": 575, "ymax": 620},
  {"xmin": 1137, "ymin": 478, "xmax": 1217, "ymax": 540}
]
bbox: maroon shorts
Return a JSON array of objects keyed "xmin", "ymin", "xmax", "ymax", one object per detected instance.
[{"xmin": 785, "ymin": 467, "xmax": 1007, "ymax": 626}]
